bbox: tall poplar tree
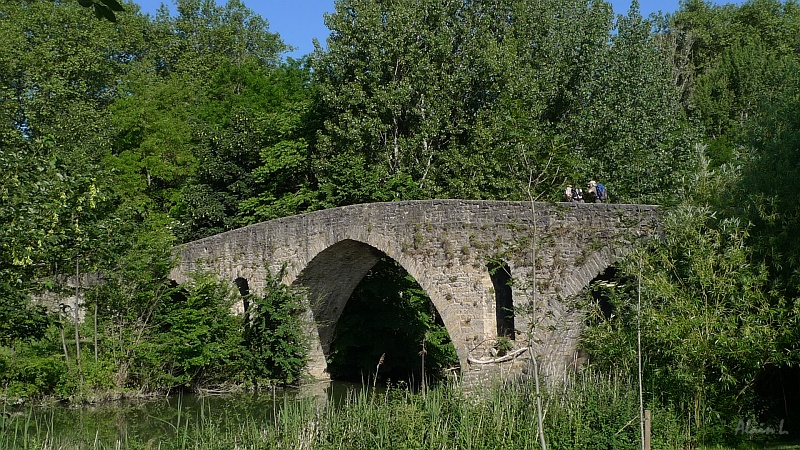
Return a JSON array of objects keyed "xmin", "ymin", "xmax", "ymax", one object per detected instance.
[
  {"xmin": 667, "ymin": 0, "xmax": 800, "ymax": 164},
  {"xmin": 313, "ymin": 0, "xmax": 697, "ymax": 205}
]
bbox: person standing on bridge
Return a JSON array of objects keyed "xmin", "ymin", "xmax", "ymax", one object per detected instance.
[
  {"xmin": 587, "ymin": 181, "xmax": 598, "ymax": 203},
  {"xmin": 586, "ymin": 180, "xmax": 608, "ymax": 203},
  {"xmin": 574, "ymin": 185, "xmax": 584, "ymax": 202}
]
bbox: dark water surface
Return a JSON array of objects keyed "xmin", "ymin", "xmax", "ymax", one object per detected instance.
[{"xmin": 3, "ymin": 380, "xmax": 366, "ymax": 445}]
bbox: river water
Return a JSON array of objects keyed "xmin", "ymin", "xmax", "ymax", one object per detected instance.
[{"xmin": 2, "ymin": 380, "xmax": 367, "ymax": 446}]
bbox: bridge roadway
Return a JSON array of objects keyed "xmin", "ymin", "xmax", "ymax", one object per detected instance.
[{"xmin": 170, "ymin": 200, "xmax": 658, "ymax": 385}]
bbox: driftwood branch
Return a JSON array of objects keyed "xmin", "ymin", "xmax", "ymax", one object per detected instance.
[{"xmin": 467, "ymin": 347, "xmax": 528, "ymax": 365}]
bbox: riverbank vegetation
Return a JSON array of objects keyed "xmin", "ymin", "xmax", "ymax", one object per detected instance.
[
  {"xmin": 1, "ymin": 372, "xmax": 794, "ymax": 449},
  {"xmin": 2, "ymin": 0, "xmax": 800, "ymax": 446},
  {"xmin": 0, "ymin": 271, "xmax": 308, "ymax": 402},
  {"xmin": 0, "ymin": 373, "xmax": 690, "ymax": 449}
]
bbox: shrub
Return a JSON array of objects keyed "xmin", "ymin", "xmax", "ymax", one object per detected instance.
[
  {"xmin": 0, "ymin": 340, "xmax": 68, "ymax": 401},
  {"xmin": 131, "ymin": 274, "xmax": 241, "ymax": 391},
  {"xmin": 242, "ymin": 269, "xmax": 308, "ymax": 386}
]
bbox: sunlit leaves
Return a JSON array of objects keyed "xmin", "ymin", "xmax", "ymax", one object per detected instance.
[{"xmin": 243, "ymin": 270, "xmax": 308, "ymax": 385}]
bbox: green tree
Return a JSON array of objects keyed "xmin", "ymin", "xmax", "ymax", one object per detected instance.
[
  {"xmin": 313, "ymin": 0, "xmax": 696, "ymax": 205},
  {"xmin": 110, "ymin": 0, "xmax": 302, "ymax": 241},
  {"xmin": 109, "ymin": 70, "xmax": 201, "ymax": 216},
  {"xmin": 569, "ymin": 1, "xmax": 697, "ymax": 202},
  {"xmin": 737, "ymin": 56, "xmax": 800, "ymax": 305},
  {"xmin": 237, "ymin": 59, "xmax": 321, "ymax": 224},
  {"xmin": 0, "ymin": 1, "xmax": 148, "ymax": 363},
  {"xmin": 313, "ymin": 0, "xmax": 469, "ymax": 204},
  {"xmin": 174, "ymin": 59, "xmax": 319, "ymax": 240},
  {"xmin": 583, "ymin": 156, "xmax": 800, "ymax": 443},
  {"xmin": 469, "ymin": 0, "xmax": 617, "ymax": 200},
  {"xmin": 0, "ymin": 0, "xmax": 324, "ymax": 401},
  {"xmin": 667, "ymin": 0, "xmax": 800, "ymax": 164},
  {"xmin": 130, "ymin": 274, "xmax": 240, "ymax": 390}
]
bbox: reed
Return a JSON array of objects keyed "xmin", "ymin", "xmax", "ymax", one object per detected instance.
[{"xmin": 2, "ymin": 370, "xmax": 787, "ymax": 449}]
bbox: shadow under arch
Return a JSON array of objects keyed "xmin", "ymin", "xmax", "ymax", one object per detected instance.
[
  {"xmin": 587, "ymin": 265, "xmax": 620, "ymax": 321},
  {"xmin": 233, "ymin": 276, "xmax": 252, "ymax": 326},
  {"xmin": 488, "ymin": 259, "xmax": 514, "ymax": 340},
  {"xmin": 328, "ymin": 257, "xmax": 459, "ymax": 384},
  {"xmin": 574, "ymin": 264, "xmax": 630, "ymax": 368},
  {"xmin": 292, "ymin": 239, "xmax": 459, "ymax": 382}
]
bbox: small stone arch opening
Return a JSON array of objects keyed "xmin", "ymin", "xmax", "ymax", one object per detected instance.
[
  {"xmin": 234, "ymin": 277, "xmax": 251, "ymax": 322},
  {"xmin": 587, "ymin": 266, "xmax": 619, "ymax": 321},
  {"xmin": 326, "ymin": 256, "xmax": 459, "ymax": 386},
  {"xmin": 488, "ymin": 260, "xmax": 515, "ymax": 340},
  {"xmin": 574, "ymin": 265, "xmax": 625, "ymax": 372},
  {"xmin": 234, "ymin": 277, "xmax": 250, "ymax": 297}
]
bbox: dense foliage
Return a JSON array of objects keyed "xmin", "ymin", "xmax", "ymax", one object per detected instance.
[
  {"xmin": 581, "ymin": 1, "xmax": 800, "ymax": 445},
  {"xmin": 583, "ymin": 160, "xmax": 796, "ymax": 444},
  {"xmin": 241, "ymin": 270, "xmax": 309, "ymax": 385},
  {"xmin": 312, "ymin": 0, "xmax": 696, "ymax": 204},
  {"xmin": 0, "ymin": 0, "xmax": 310, "ymax": 400},
  {"xmin": 1, "ymin": 0, "xmax": 799, "ymax": 445}
]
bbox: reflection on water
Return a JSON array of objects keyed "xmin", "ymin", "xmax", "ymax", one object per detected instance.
[{"xmin": 2, "ymin": 381, "xmax": 373, "ymax": 445}]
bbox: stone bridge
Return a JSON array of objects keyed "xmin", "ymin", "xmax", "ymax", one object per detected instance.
[{"xmin": 170, "ymin": 200, "xmax": 658, "ymax": 385}]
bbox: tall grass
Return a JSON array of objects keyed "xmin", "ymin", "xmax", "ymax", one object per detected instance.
[{"xmin": 0, "ymin": 370, "xmax": 720, "ymax": 449}]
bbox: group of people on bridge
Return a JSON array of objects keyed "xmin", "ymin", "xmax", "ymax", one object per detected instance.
[{"xmin": 565, "ymin": 180, "xmax": 608, "ymax": 203}]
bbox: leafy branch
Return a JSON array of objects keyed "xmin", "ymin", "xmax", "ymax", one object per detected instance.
[{"xmin": 77, "ymin": 0, "xmax": 124, "ymax": 22}]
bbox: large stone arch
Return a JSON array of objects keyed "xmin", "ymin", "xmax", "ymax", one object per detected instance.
[{"xmin": 289, "ymin": 238, "xmax": 467, "ymax": 380}]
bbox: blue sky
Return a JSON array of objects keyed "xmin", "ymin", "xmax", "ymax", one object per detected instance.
[{"xmin": 132, "ymin": 1, "xmax": 737, "ymax": 59}]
